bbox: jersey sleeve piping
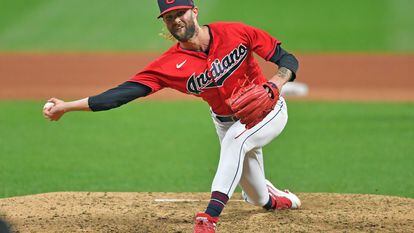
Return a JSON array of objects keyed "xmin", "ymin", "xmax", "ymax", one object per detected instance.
[{"xmin": 265, "ymin": 40, "xmax": 281, "ymax": 61}]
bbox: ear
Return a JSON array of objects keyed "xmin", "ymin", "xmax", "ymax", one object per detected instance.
[{"xmin": 192, "ymin": 7, "xmax": 199, "ymax": 17}]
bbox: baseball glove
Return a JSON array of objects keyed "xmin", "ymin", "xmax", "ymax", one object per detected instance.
[{"xmin": 226, "ymin": 81, "xmax": 280, "ymax": 129}]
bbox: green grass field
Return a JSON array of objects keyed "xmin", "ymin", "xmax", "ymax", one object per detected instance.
[
  {"xmin": 1, "ymin": 101, "xmax": 413, "ymax": 199},
  {"xmin": 1, "ymin": 0, "xmax": 413, "ymax": 52},
  {"xmin": 1, "ymin": 0, "xmax": 413, "ymax": 202}
]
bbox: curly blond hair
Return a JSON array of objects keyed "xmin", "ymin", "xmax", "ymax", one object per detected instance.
[{"xmin": 159, "ymin": 27, "xmax": 177, "ymax": 42}]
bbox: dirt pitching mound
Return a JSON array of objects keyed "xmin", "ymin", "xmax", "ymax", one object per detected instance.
[{"xmin": 0, "ymin": 192, "xmax": 413, "ymax": 232}]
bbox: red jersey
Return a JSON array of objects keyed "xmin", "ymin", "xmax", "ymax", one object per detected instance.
[{"xmin": 129, "ymin": 22, "xmax": 280, "ymax": 115}]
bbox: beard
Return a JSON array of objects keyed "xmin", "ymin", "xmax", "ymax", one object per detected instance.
[{"xmin": 170, "ymin": 20, "xmax": 197, "ymax": 42}]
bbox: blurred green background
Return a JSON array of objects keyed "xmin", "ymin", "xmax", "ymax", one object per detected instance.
[
  {"xmin": 1, "ymin": 101, "xmax": 413, "ymax": 198},
  {"xmin": 0, "ymin": 0, "xmax": 413, "ymax": 199},
  {"xmin": 0, "ymin": 0, "xmax": 413, "ymax": 52}
]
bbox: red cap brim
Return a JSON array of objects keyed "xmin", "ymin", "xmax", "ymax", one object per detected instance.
[{"xmin": 157, "ymin": 6, "xmax": 193, "ymax": 18}]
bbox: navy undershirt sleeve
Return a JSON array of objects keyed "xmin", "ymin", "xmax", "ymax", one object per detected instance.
[
  {"xmin": 269, "ymin": 45, "xmax": 299, "ymax": 81},
  {"xmin": 88, "ymin": 81, "xmax": 151, "ymax": 111}
]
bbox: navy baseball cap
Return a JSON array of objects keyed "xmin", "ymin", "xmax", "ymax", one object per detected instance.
[{"xmin": 157, "ymin": 0, "xmax": 195, "ymax": 18}]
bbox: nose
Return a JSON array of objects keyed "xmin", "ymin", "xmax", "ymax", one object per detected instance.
[{"xmin": 173, "ymin": 16, "xmax": 182, "ymax": 25}]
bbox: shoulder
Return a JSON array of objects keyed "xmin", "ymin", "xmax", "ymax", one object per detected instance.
[
  {"xmin": 157, "ymin": 44, "xmax": 180, "ymax": 62},
  {"xmin": 145, "ymin": 44, "xmax": 181, "ymax": 70}
]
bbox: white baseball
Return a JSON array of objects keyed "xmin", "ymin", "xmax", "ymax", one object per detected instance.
[{"xmin": 43, "ymin": 102, "xmax": 55, "ymax": 110}]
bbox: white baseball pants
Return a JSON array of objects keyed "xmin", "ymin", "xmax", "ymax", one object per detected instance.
[{"xmin": 210, "ymin": 96, "xmax": 288, "ymax": 206}]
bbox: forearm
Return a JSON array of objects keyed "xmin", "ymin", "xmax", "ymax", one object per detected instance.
[
  {"xmin": 44, "ymin": 82, "xmax": 151, "ymax": 122},
  {"xmin": 268, "ymin": 67, "xmax": 293, "ymax": 90},
  {"xmin": 63, "ymin": 98, "xmax": 91, "ymax": 112},
  {"xmin": 268, "ymin": 45, "xmax": 299, "ymax": 89},
  {"xmin": 88, "ymin": 81, "xmax": 151, "ymax": 111}
]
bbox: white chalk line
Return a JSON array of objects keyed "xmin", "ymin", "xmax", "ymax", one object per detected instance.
[{"xmin": 154, "ymin": 199, "xmax": 245, "ymax": 203}]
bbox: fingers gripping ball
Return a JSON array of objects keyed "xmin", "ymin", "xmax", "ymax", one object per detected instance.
[
  {"xmin": 226, "ymin": 81, "xmax": 280, "ymax": 129},
  {"xmin": 43, "ymin": 102, "xmax": 55, "ymax": 110}
]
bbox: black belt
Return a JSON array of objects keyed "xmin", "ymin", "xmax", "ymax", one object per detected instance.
[{"xmin": 216, "ymin": 115, "xmax": 239, "ymax": 122}]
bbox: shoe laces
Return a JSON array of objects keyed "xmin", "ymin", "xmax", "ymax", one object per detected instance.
[
  {"xmin": 268, "ymin": 188, "xmax": 292, "ymax": 210},
  {"xmin": 194, "ymin": 217, "xmax": 216, "ymax": 232},
  {"xmin": 273, "ymin": 195, "xmax": 292, "ymax": 210}
]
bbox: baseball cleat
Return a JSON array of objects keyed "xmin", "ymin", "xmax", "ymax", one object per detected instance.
[
  {"xmin": 193, "ymin": 212, "xmax": 219, "ymax": 233},
  {"xmin": 266, "ymin": 179, "xmax": 301, "ymax": 210}
]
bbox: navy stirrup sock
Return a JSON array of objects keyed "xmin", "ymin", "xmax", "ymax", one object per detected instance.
[
  {"xmin": 205, "ymin": 191, "xmax": 229, "ymax": 217},
  {"xmin": 263, "ymin": 195, "xmax": 274, "ymax": 210}
]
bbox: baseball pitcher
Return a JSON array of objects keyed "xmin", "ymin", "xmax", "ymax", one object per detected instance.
[{"xmin": 43, "ymin": 1, "xmax": 301, "ymax": 232}]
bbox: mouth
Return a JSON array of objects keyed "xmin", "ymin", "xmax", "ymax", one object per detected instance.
[{"xmin": 174, "ymin": 25, "xmax": 185, "ymax": 32}]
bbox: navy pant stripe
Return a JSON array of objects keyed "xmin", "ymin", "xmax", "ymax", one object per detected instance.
[{"xmin": 226, "ymin": 101, "xmax": 284, "ymax": 196}]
